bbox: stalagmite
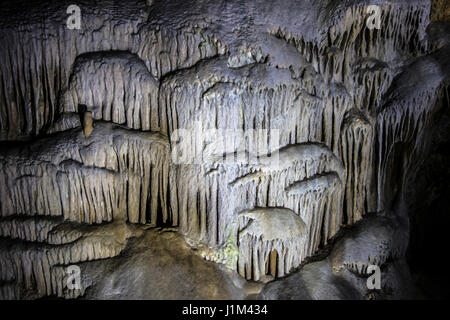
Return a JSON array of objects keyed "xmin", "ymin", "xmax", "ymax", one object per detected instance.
[{"xmin": 83, "ymin": 111, "xmax": 93, "ymax": 138}]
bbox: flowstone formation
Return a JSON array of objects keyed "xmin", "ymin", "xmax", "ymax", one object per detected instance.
[{"xmin": 0, "ymin": 0, "xmax": 449, "ymax": 299}]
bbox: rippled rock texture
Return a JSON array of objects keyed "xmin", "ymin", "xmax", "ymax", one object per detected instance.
[{"xmin": 0, "ymin": 0, "xmax": 449, "ymax": 299}]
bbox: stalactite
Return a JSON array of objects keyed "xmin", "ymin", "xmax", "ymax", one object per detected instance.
[
  {"xmin": 0, "ymin": 122, "xmax": 171, "ymax": 225},
  {"xmin": 0, "ymin": 3, "xmax": 226, "ymax": 140},
  {"xmin": 0, "ymin": 220, "xmax": 134, "ymax": 299},
  {"xmin": 0, "ymin": 0, "xmax": 446, "ymax": 299},
  {"xmin": 339, "ymin": 108, "xmax": 374, "ymax": 224},
  {"xmin": 62, "ymin": 52, "xmax": 160, "ymax": 132}
]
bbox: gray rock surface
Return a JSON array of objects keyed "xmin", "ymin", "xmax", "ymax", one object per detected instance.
[
  {"xmin": 81, "ymin": 228, "xmax": 258, "ymax": 300},
  {"xmin": 0, "ymin": 0, "xmax": 448, "ymax": 299}
]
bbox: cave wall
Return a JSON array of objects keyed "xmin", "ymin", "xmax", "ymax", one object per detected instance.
[
  {"xmin": 431, "ymin": 0, "xmax": 450, "ymax": 22},
  {"xmin": 0, "ymin": 0, "xmax": 448, "ymax": 299}
]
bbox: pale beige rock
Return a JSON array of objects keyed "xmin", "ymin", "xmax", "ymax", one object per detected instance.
[{"xmin": 83, "ymin": 112, "xmax": 93, "ymax": 138}]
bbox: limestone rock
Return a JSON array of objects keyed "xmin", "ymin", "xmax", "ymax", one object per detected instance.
[{"xmin": 0, "ymin": 0, "xmax": 447, "ymax": 300}]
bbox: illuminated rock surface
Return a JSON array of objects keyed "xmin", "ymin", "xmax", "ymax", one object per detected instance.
[{"xmin": 0, "ymin": 0, "xmax": 449, "ymax": 299}]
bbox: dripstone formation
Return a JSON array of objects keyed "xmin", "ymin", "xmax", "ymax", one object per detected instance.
[{"xmin": 0, "ymin": 0, "xmax": 449, "ymax": 299}]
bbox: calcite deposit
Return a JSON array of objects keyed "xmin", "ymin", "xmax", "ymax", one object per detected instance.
[{"xmin": 0, "ymin": 0, "xmax": 448, "ymax": 300}]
